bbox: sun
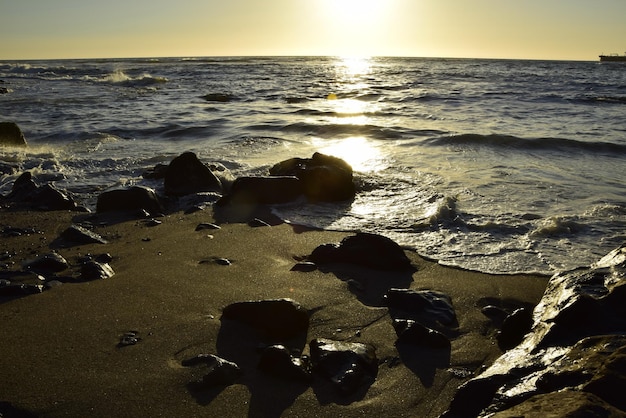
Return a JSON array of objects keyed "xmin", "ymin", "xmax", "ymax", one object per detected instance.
[{"xmin": 317, "ymin": 0, "xmax": 393, "ymax": 56}]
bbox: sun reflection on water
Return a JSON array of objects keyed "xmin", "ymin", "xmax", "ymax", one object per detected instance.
[{"xmin": 315, "ymin": 136, "xmax": 386, "ymax": 173}]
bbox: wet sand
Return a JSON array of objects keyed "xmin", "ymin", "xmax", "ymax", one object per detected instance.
[{"xmin": 0, "ymin": 208, "xmax": 548, "ymax": 417}]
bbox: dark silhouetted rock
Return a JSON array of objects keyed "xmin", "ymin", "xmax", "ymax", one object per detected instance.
[
  {"xmin": 385, "ymin": 288, "xmax": 457, "ymax": 326},
  {"xmin": 96, "ymin": 186, "xmax": 163, "ymax": 215},
  {"xmin": 309, "ymin": 338, "xmax": 378, "ymax": 395},
  {"xmin": 3, "ymin": 172, "xmax": 83, "ymax": 211},
  {"xmin": 61, "ymin": 224, "xmax": 108, "ymax": 245},
  {"xmin": 443, "ymin": 244, "xmax": 626, "ymax": 417},
  {"xmin": 309, "ymin": 233, "xmax": 413, "ymax": 271},
  {"xmin": 269, "ymin": 152, "xmax": 355, "ymax": 202},
  {"xmin": 258, "ymin": 344, "xmax": 312, "ymax": 381},
  {"xmin": 216, "ymin": 176, "xmax": 303, "ymax": 206},
  {"xmin": 164, "ymin": 152, "xmax": 222, "ymax": 196},
  {"xmin": 221, "ymin": 298, "xmax": 309, "ymax": 339},
  {"xmin": 496, "ymin": 307, "xmax": 533, "ymax": 351},
  {"xmin": 0, "ymin": 122, "xmax": 27, "ymax": 146},
  {"xmin": 201, "ymin": 93, "xmax": 234, "ymax": 102},
  {"xmin": 183, "ymin": 354, "xmax": 242, "ymax": 387},
  {"xmin": 23, "ymin": 253, "xmax": 69, "ymax": 274},
  {"xmin": 392, "ymin": 318, "xmax": 451, "ymax": 349},
  {"xmin": 80, "ymin": 261, "xmax": 115, "ymax": 281}
]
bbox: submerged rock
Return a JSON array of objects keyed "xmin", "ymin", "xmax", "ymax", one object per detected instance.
[
  {"xmin": 443, "ymin": 243, "xmax": 626, "ymax": 417},
  {"xmin": 269, "ymin": 152, "xmax": 355, "ymax": 202},
  {"xmin": 0, "ymin": 122, "xmax": 27, "ymax": 147},
  {"xmin": 309, "ymin": 233, "xmax": 413, "ymax": 271},
  {"xmin": 309, "ymin": 338, "xmax": 378, "ymax": 394},
  {"xmin": 221, "ymin": 298, "xmax": 309, "ymax": 339}
]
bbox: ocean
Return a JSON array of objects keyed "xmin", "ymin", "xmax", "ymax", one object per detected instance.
[{"xmin": 1, "ymin": 56, "xmax": 625, "ymax": 275}]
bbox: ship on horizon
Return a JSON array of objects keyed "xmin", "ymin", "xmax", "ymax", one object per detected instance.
[{"xmin": 599, "ymin": 52, "xmax": 626, "ymax": 62}]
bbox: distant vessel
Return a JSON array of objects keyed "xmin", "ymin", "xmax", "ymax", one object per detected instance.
[{"xmin": 599, "ymin": 52, "xmax": 626, "ymax": 62}]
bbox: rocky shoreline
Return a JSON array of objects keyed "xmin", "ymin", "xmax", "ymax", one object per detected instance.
[{"xmin": 1, "ymin": 142, "xmax": 624, "ymax": 417}]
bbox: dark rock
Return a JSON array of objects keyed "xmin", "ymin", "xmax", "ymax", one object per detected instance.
[
  {"xmin": 258, "ymin": 344, "xmax": 312, "ymax": 381},
  {"xmin": 309, "ymin": 338, "xmax": 378, "ymax": 395},
  {"xmin": 80, "ymin": 261, "xmax": 114, "ymax": 280},
  {"xmin": 487, "ymin": 390, "xmax": 626, "ymax": 418},
  {"xmin": 309, "ymin": 233, "xmax": 413, "ymax": 271},
  {"xmin": 117, "ymin": 331, "xmax": 141, "ymax": 347},
  {"xmin": 23, "ymin": 252, "xmax": 69, "ymax": 273},
  {"xmin": 221, "ymin": 298, "xmax": 309, "ymax": 339},
  {"xmin": 385, "ymin": 288, "xmax": 457, "ymax": 326},
  {"xmin": 183, "ymin": 354, "xmax": 242, "ymax": 387},
  {"xmin": 392, "ymin": 318, "xmax": 451, "ymax": 349},
  {"xmin": 443, "ymin": 244, "xmax": 626, "ymax": 417},
  {"xmin": 195, "ymin": 222, "xmax": 221, "ymax": 231},
  {"xmin": 0, "ymin": 122, "xmax": 27, "ymax": 146},
  {"xmin": 496, "ymin": 307, "xmax": 533, "ymax": 351},
  {"xmin": 96, "ymin": 186, "xmax": 163, "ymax": 216},
  {"xmin": 94, "ymin": 253, "xmax": 113, "ymax": 263},
  {"xmin": 0, "ymin": 283, "xmax": 44, "ymax": 297},
  {"xmin": 290, "ymin": 262, "xmax": 317, "ymax": 272},
  {"xmin": 164, "ymin": 152, "xmax": 222, "ymax": 196},
  {"xmin": 142, "ymin": 163, "xmax": 169, "ymax": 179},
  {"xmin": 269, "ymin": 152, "xmax": 355, "ymax": 202},
  {"xmin": 216, "ymin": 176, "xmax": 303, "ymax": 206},
  {"xmin": 3, "ymin": 172, "xmax": 83, "ymax": 211},
  {"xmin": 61, "ymin": 224, "xmax": 108, "ymax": 245},
  {"xmin": 0, "ymin": 161, "xmax": 17, "ymax": 175},
  {"xmin": 201, "ymin": 93, "xmax": 234, "ymax": 103}
]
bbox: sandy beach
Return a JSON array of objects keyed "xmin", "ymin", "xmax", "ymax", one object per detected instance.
[{"xmin": 0, "ymin": 207, "xmax": 549, "ymax": 417}]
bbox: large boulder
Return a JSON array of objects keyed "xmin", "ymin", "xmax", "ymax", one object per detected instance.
[
  {"xmin": 0, "ymin": 122, "xmax": 27, "ymax": 147},
  {"xmin": 269, "ymin": 152, "xmax": 355, "ymax": 202},
  {"xmin": 442, "ymin": 243, "xmax": 626, "ymax": 417},
  {"xmin": 96, "ymin": 186, "xmax": 163, "ymax": 216},
  {"xmin": 164, "ymin": 152, "xmax": 222, "ymax": 196}
]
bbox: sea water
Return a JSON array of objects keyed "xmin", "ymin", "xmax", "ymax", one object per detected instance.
[{"xmin": 1, "ymin": 56, "xmax": 625, "ymax": 275}]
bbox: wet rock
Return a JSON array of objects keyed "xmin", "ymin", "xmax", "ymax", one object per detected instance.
[
  {"xmin": 496, "ymin": 307, "xmax": 533, "ymax": 351},
  {"xmin": 3, "ymin": 172, "xmax": 83, "ymax": 211},
  {"xmin": 290, "ymin": 262, "xmax": 317, "ymax": 272},
  {"xmin": 184, "ymin": 354, "xmax": 243, "ymax": 387},
  {"xmin": 309, "ymin": 233, "xmax": 413, "ymax": 271},
  {"xmin": 309, "ymin": 338, "xmax": 378, "ymax": 395},
  {"xmin": 385, "ymin": 288, "xmax": 457, "ymax": 326},
  {"xmin": 23, "ymin": 252, "xmax": 69, "ymax": 274},
  {"xmin": 80, "ymin": 261, "xmax": 115, "ymax": 280},
  {"xmin": 117, "ymin": 331, "xmax": 141, "ymax": 347},
  {"xmin": 221, "ymin": 298, "xmax": 309, "ymax": 339},
  {"xmin": 142, "ymin": 163, "xmax": 169, "ymax": 179},
  {"xmin": 0, "ymin": 122, "xmax": 27, "ymax": 146},
  {"xmin": 392, "ymin": 318, "xmax": 451, "ymax": 349},
  {"xmin": 195, "ymin": 222, "xmax": 221, "ymax": 231},
  {"xmin": 269, "ymin": 152, "xmax": 355, "ymax": 202},
  {"xmin": 61, "ymin": 224, "xmax": 108, "ymax": 245},
  {"xmin": 0, "ymin": 282, "xmax": 44, "ymax": 297},
  {"xmin": 201, "ymin": 93, "xmax": 234, "ymax": 103},
  {"xmin": 258, "ymin": 344, "xmax": 312, "ymax": 381},
  {"xmin": 216, "ymin": 176, "xmax": 303, "ymax": 206},
  {"xmin": 164, "ymin": 152, "xmax": 222, "ymax": 196},
  {"xmin": 96, "ymin": 186, "xmax": 163, "ymax": 216},
  {"xmin": 443, "ymin": 244, "xmax": 626, "ymax": 417}
]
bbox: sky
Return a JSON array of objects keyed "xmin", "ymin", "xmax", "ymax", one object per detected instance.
[{"xmin": 1, "ymin": 0, "xmax": 625, "ymax": 61}]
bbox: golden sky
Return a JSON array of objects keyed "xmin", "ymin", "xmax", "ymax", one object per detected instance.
[{"xmin": 1, "ymin": 0, "xmax": 625, "ymax": 60}]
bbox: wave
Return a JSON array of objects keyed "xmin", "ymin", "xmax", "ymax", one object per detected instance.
[
  {"xmin": 424, "ymin": 134, "xmax": 626, "ymax": 155},
  {"xmin": 98, "ymin": 70, "xmax": 167, "ymax": 87}
]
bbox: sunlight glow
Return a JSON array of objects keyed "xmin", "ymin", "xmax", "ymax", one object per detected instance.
[{"xmin": 315, "ymin": 136, "xmax": 386, "ymax": 173}]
